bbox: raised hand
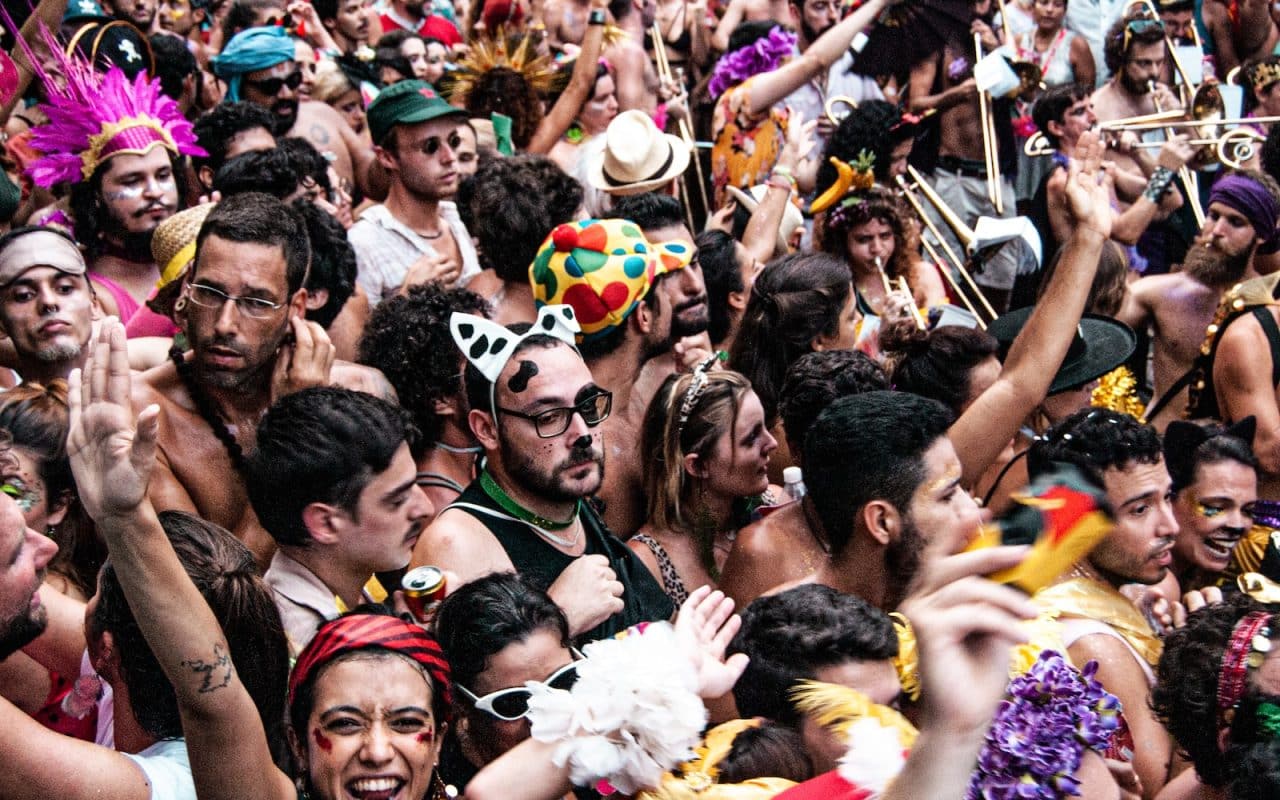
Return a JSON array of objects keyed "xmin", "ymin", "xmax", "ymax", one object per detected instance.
[
  {"xmin": 674, "ymin": 586, "xmax": 749, "ymax": 699},
  {"xmin": 1063, "ymin": 130, "xmax": 1113, "ymax": 240},
  {"xmin": 270, "ymin": 316, "xmax": 336, "ymax": 403},
  {"xmin": 66, "ymin": 318, "xmax": 161, "ymax": 522}
]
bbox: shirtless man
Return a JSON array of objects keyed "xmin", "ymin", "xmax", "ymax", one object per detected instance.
[
  {"xmin": 1202, "ymin": 0, "xmax": 1279, "ymax": 74},
  {"xmin": 133, "ymin": 192, "xmax": 338, "ymax": 569},
  {"xmin": 1119, "ymin": 173, "xmax": 1277, "ymax": 430},
  {"xmin": 210, "ymin": 26, "xmax": 374, "ymax": 195},
  {"xmin": 711, "ymin": 0, "xmax": 791, "ymax": 52},
  {"xmin": 909, "ymin": 0, "xmax": 1029, "ymax": 313},
  {"xmin": 603, "ymin": 0, "xmax": 660, "ymax": 112},
  {"xmin": 541, "ymin": 0, "xmax": 591, "ymax": 50}
]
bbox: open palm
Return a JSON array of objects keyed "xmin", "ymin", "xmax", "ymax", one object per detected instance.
[{"xmin": 66, "ymin": 320, "xmax": 160, "ymax": 522}]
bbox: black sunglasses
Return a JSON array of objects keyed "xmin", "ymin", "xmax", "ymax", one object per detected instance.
[
  {"xmin": 420, "ymin": 131, "xmax": 463, "ymax": 156},
  {"xmin": 243, "ymin": 69, "xmax": 303, "ymax": 96}
]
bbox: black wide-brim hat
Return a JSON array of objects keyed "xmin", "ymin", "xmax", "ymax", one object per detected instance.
[{"xmin": 988, "ymin": 309, "xmax": 1137, "ymax": 395}]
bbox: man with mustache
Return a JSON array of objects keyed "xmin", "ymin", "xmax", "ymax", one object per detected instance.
[
  {"xmin": 1119, "ymin": 171, "xmax": 1280, "ymax": 430},
  {"xmin": 528, "ymin": 217, "xmax": 696, "ymax": 539},
  {"xmin": 314, "ymin": 0, "xmax": 373, "ymax": 56},
  {"xmin": 0, "ymin": 228, "xmax": 97, "ymax": 386},
  {"xmin": 411, "ymin": 304, "xmax": 675, "ymax": 645},
  {"xmin": 211, "ymin": 26, "xmax": 374, "ymax": 196},
  {"xmin": 1029, "ymin": 408, "xmax": 1179, "ymax": 798},
  {"xmin": 134, "ymin": 192, "xmax": 337, "ymax": 570},
  {"xmin": 249, "ymin": 387, "xmax": 434, "ymax": 656}
]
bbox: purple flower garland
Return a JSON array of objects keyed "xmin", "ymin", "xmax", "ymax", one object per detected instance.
[
  {"xmin": 708, "ymin": 27, "xmax": 798, "ymax": 99},
  {"xmin": 967, "ymin": 651, "xmax": 1121, "ymax": 800}
]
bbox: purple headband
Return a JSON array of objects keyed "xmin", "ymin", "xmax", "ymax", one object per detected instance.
[{"xmin": 1209, "ymin": 175, "xmax": 1280, "ymax": 245}]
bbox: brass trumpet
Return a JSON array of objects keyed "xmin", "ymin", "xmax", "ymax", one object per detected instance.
[
  {"xmin": 824, "ymin": 95, "xmax": 859, "ymax": 125},
  {"xmin": 1130, "ymin": 126, "xmax": 1266, "ymax": 169}
]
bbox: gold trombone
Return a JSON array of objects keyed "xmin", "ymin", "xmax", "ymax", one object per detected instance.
[
  {"xmin": 1148, "ymin": 78, "xmax": 1205, "ymax": 227},
  {"xmin": 650, "ymin": 26, "xmax": 708, "ymax": 226},
  {"xmin": 975, "ymin": 32, "xmax": 1005, "ymax": 215},
  {"xmin": 1129, "ymin": 126, "xmax": 1266, "ymax": 169},
  {"xmin": 895, "ymin": 168, "xmax": 1000, "ymax": 327}
]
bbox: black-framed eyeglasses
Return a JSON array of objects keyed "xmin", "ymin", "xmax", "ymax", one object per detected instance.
[
  {"xmin": 496, "ymin": 391, "xmax": 612, "ymax": 438},
  {"xmin": 243, "ymin": 69, "xmax": 303, "ymax": 96},
  {"xmin": 186, "ymin": 282, "xmax": 285, "ymax": 319},
  {"xmin": 457, "ymin": 657, "xmax": 582, "ymax": 721},
  {"xmin": 420, "ymin": 131, "xmax": 463, "ymax": 156}
]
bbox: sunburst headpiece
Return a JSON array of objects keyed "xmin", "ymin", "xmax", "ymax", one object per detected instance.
[
  {"xmin": 446, "ymin": 29, "xmax": 558, "ymax": 107},
  {"xmin": 20, "ymin": 24, "xmax": 203, "ymax": 188}
]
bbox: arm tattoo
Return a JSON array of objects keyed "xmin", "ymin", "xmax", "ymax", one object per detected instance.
[{"xmin": 181, "ymin": 642, "xmax": 234, "ymax": 693}]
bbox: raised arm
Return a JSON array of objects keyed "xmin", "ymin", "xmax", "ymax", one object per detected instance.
[
  {"xmin": 67, "ymin": 321, "xmax": 294, "ymax": 800},
  {"xmin": 950, "ymin": 131, "xmax": 1111, "ymax": 487},
  {"xmin": 741, "ymin": 0, "xmax": 889, "ymax": 117},
  {"xmin": 527, "ymin": 0, "xmax": 608, "ymax": 154},
  {"xmin": 741, "ymin": 116, "xmax": 816, "ymax": 264}
]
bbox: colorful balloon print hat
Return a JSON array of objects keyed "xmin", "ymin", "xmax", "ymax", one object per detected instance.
[{"xmin": 529, "ymin": 218, "xmax": 693, "ymax": 343}]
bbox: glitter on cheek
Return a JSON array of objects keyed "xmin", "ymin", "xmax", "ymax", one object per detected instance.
[
  {"xmin": 103, "ymin": 186, "xmax": 145, "ymax": 201},
  {"xmin": 157, "ymin": 178, "xmax": 178, "ymax": 196},
  {"xmin": 312, "ymin": 729, "xmax": 333, "ymax": 753}
]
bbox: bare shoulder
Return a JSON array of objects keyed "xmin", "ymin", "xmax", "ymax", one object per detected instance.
[
  {"xmin": 411, "ymin": 507, "xmax": 511, "ymax": 582},
  {"xmin": 331, "ymin": 360, "xmax": 397, "ymax": 402},
  {"xmin": 1066, "ymin": 632, "xmax": 1150, "ymax": 694},
  {"xmin": 134, "ymin": 360, "xmax": 183, "ymax": 410}
]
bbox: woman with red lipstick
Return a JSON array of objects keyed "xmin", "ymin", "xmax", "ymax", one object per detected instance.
[
  {"xmin": 629, "ymin": 367, "xmax": 779, "ymax": 606},
  {"xmin": 1164, "ymin": 418, "xmax": 1260, "ymax": 592}
]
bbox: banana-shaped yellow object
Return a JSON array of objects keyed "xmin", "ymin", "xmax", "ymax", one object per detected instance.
[{"xmin": 810, "ymin": 156, "xmax": 856, "ymax": 214}]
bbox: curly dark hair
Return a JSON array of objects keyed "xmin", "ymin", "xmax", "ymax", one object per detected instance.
[
  {"xmin": 727, "ymin": 252, "xmax": 852, "ymax": 423},
  {"xmin": 1103, "ymin": 14, "xmax": 1166, "ymax": 75},
  {"xmin": 885, "ymin": 324, "xmax": 999, "ymax": 415},
  {"xmin": 728, "ymin": 584, "xmax": 898, "ymax": 727},
  {"xmin": 1028, "ymin": 407, "xmax": 1163, "ymax": 483},
  {"xmin": 778, "ymin": 349, "xmax": 889, "ymax": 457},
  {"xmin": 212, "ymin": 147, "xmax": 300, "ymax": 198},
  {"xmin": 464, "ymin": 155, "xmax": 583, "ymax": 283},
  {"xmin": 1229, "ymin": 738, "xmax": 1280, "ymax": 800},
  {"xmin": 817, "ymin": 185, "xmax": 921, "ymax": 290},
  {"xmin": 815, "ymin": 99, "xmax": 914, "ymax": 194},
  {"xmin": 1262, "ymin": 125, "xmax": 1280, "ymax": 184},
  {"xmin": 192, "ymin": 101, "xmax": 277, "ymax": 177},
  {"xmin": 1153, "ymin": 595, "xmax": 1271, "ymax": 787},
  {"xmin": 292, "ymin": 199, "xmax": 356, "ymax": 328},
  {"xmin": 357, "ymin": 282, "xmax": 490, "ymax": 452},
  {"xmin": 463, "ymin": 67, "xmax": 544, "ymax": 150}
]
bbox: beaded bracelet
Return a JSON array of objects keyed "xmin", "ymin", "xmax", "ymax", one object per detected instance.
[{"xmin": 1143, "ymin": 166, "xmax": 1176, "ymax": 204}]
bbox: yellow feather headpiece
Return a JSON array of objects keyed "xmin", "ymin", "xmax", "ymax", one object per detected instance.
[
  {"xmin": 788, "ymin": 680, "xmax": 917, "ymax": 748},
  {"xmin": 446, "ymin": 29, "xmax": 559, "ymax": 107}
]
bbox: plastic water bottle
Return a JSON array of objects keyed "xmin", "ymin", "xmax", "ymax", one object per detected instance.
[{"xmin": 783, "ymin": 467, "xmax": 806, "ymax": 501}]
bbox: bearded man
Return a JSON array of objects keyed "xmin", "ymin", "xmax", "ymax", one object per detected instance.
[{"xmin": 1119, "ymin": 172, "xmax": 1280, "ymax": 430}]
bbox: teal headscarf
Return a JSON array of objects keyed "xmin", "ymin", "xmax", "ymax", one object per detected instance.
[{"xmin": 211, "ymin": 26, "xmax": 296, "ymax": 101}]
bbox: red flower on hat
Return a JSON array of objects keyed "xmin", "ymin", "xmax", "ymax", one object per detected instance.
[{"xmin": 419, "ymin": 87, "xmax": 437, "ymax": 99}]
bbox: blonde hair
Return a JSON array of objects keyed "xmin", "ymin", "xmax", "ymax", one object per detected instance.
[{"xmin": 641, "ymin": 370, "xmax": 754, "ymax": 573}]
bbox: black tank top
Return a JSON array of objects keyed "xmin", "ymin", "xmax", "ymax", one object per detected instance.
[{"xmin": 448, "ymin": 481, "xmax": 675, "ymax": 645}]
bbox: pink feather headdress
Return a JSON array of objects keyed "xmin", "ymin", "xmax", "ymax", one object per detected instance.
[{"xmin": 20, "ymin": 25, "xmax": 204, "ymax": 188}]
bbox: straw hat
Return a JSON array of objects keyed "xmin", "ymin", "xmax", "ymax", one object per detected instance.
[
  {"xmin": 148, "ymin": 202, "xmax": 215, "ymax": 320},
  {"xmin": 588, "ymin": 110, "xmax": 690, "ymax": 196}
]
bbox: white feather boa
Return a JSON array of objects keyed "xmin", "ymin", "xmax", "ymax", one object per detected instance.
[{"xmin": 525, "ymin": 622, "xmax": 707, "ymax": 795}]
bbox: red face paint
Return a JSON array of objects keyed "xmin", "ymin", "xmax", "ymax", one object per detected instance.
[
  {"xmin": 312, "ymin": 729, "xmax": 333, "ymax": 753},
  {"xmin": 416, "ymin": 730, "xmax": 434, "ymax": 744}
]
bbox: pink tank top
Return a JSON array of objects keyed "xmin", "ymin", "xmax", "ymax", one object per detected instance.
[{"xmin": 89, "ymin": 273, "xmax": 141, "ymax": 325}]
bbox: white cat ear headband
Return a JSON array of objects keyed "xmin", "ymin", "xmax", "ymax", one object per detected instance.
[{"xmin": 450, "ymin": 304, "xmax": 580, "ymax": 383}]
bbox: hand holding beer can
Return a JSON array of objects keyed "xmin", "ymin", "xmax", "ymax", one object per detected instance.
[{"xmin": 402, "ymin": 566, "xmax": 448, "ymax": 623}]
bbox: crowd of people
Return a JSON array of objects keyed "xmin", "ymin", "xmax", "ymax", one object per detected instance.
[{"xmin": 6, "ymin": 0, "xmax": 1280, "ymax": 796}]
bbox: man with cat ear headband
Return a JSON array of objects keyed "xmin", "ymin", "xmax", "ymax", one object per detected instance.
[{"xmin": 409, "ymin": 304, "xmax": 674, "ymax": 644}]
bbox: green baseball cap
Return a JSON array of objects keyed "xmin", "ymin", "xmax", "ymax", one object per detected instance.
[{"xmin": 366, "ymin": 80, "xmax": 467, "ymax": 146}]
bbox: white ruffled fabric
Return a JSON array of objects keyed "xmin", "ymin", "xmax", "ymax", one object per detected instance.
[
  {"xmin": 837, "ymin": 717, "xmax": 908, "ymax": 799},
  {"xmin": 525, "ymin": 622, "xmax": 707, "ymax": 795}
]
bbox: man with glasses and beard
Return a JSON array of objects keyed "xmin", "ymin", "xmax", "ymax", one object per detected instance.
[
  {"xmin": 0, "ymin": 229, "xmax": 97, "ymax": 386},
  {"xmin": 349, "ymin": 80, "xmax": 481, "ymax": 306},
  {"xmin": 1119, "ymin": 171, "xmax": 1280, "ymax": 430},
  {"xmin": 411, "ymin": 304, "xmax": 674, "ymax": 645},
  {"xmin": 133, "ymin": 192, "xmax": 338, "ymax": 571},
  {"xmin": 528, "ymin": 218, "xmax": 694, "ymax": 539},
  {"xmin": 211, "ymin": 26, "xmax": 374, "ymax": 196}
]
